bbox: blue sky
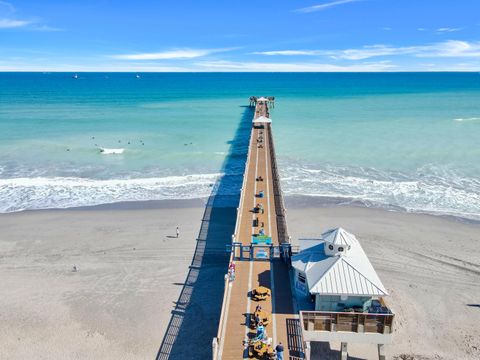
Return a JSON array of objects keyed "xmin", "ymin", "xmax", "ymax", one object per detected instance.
[{"xmin": 1, "ymin": 0, "xmax": 480, "ymax": 71}]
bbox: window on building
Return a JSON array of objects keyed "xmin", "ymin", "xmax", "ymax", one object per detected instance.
[{"xmin": 298, "ymin": 272, "xmax": 306, "ymax": 283}]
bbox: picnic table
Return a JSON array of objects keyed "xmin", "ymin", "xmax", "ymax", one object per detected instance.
[
  {"xmin": 250, "ymin": 340, "xmax": 275, "ymax": 359},
  {"xmin": 253, "ymin": 309, "xmax": 272, "ymax": 327},
  {"xmin": 252, "ymin": 286, "xmax": 271, "ymax": 301}
]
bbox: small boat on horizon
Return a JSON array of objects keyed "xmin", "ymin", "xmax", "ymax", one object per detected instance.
[
  {"xmin": 135, "ymin": 74, "xmax": 141, "ymax": 79},
  {"xmin": 73, "ymin": 74, "xmax": 78, "ymax": 79}
]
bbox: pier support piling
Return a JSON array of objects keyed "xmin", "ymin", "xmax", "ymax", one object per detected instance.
[
  {"xmin": 340, "ymin": 342, "xmax": 348, "ymax": 360},
  {"xmin": 378, "ymin": 344, "xmax": 386, "ymax": 360}
]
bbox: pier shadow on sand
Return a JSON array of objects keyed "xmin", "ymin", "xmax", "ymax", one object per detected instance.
[{"xmin": 155, "ymin": 106, "xmax": 253, "ymax": 360}]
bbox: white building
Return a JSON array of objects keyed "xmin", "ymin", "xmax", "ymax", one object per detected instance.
[{"xmin": 292, "ymin": 227, "xmax": 394, "ymax": 360}]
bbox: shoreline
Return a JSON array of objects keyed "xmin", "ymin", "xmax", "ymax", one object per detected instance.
[{"xmin": 2, "ymin": 194, "xmax": 478, "ymax": 225}]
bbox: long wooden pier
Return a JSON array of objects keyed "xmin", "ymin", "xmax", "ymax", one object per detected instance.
[{"xmin": 213, "ymin": 98, "xmax": 303, "ymax": 359}]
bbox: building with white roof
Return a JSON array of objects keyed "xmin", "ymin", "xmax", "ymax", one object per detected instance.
[
  {"xmin": 293, "ymin": 227, "xmax": 388, "ymax": 310},
  {"xmin": 293, "ymin": 227, "xmax": 394, "ymax": 360}
]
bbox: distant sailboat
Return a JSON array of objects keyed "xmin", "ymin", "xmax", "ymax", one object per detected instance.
[
  {"xmin": 73, "ymin": 74, "xmax": 78, "ymax": 79},
  {"xmin": 135, "ymin": 74, "xmax": 141, "ymax": 79}
]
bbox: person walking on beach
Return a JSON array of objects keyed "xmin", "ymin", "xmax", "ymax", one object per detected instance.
[
  {"xmin": 176, "ymin": 226, "xmax": 180, "ymax": 238},
  {"xmin": 275, "ymin": 342, "xmax": 284, "ymax": 360}
]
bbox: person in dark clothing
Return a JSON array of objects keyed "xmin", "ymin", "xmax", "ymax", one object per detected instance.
[{"xmin": 275, "ymin": 342, "xmax": 284, "ymax": 360}]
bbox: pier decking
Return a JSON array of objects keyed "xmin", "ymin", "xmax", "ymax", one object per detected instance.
[{"xmin": 213, "ymin": 99, "xmax": 302, "ymax": 359}]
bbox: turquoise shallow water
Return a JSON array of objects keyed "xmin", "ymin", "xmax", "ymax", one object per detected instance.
[{"xmin": 0, "ymin": 72, "xmax": 479, "ymax": 219}]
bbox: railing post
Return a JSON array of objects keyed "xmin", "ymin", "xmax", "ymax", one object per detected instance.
[
  {"xmin": 358, "ymin": 314, "xmax": 364, "ymax": 333},
  {"xmin": 212, "ymin": 337, "xmax": 218, "ymax": 360},
  {"xmin": 307, "ymin": 317, "xmax": 314, "ymax": 331},
  {"xmin": 340, "ymin": 342, "xmax": 348, "ymax": 360},
  {"xmin": 378, "ymin": 344, "xmax": 386, "ymax": 360},
  {"xmin": 304, "ymin": 341, "xmax": 311, "ymax": 360}
]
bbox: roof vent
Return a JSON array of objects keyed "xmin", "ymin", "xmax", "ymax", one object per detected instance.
[{"xmin": 322, "ymin": 227, "xmax": 357, "ymax": 257}]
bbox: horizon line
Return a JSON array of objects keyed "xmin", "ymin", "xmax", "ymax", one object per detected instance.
[{"xmin": 1, "ymin": 70, "xmax": 479, "ymax": 73}]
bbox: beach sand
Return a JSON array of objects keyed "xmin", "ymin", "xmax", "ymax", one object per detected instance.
[
  {"xmin": 0, "ymin": 200, "xmax": 209, "ymax": 359},
  {"xmin": 0, "ymin": 198, "xmax": 479, "ymax": 359}
]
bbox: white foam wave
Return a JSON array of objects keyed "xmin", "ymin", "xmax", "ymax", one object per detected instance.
[
  {"xmin": 100, "ymin": 148, "xmax": 124, "ymax": 154},
  {"xmin": 1, "ymin": 164, "xmax": 479, "ymax": 220},
  {"xmin": 280, "ymin": 164, "xmax": 480, "ymax": 221},
  {"xmin": 453, "ymin": 117, "xmax": 480, "ymax": 122},
  {"xmin": 0, "ymin": 174, "xmax": 223, "ymax": 212}
]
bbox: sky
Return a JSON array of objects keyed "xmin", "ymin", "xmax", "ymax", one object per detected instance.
[{"xmin": 1, "ymin": 0, "xmax": 480, "ymax": 71}]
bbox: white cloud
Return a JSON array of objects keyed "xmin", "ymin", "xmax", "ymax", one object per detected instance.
[
  {"xmin": 295, "ymin": 0, "xmax": 361, "ymax": 13},
  {"xmin": 254, "ymin": 41, "xmax": 480, "ymax": 60},
  {"xmin": 112, "ymin": 48, "xmax": 228, "ymax": 60},
  {"xmin": 0, "ymin": 1, "xmax": 15, "ymax": 13},
  {"xmin": 195, "ymin": 60, "xmax": 395, "ymax": 72},
  {"xmin": 417, "ymin": 62, "xmax": 480, "ymax": 71},
  {"xmin": 416, "ymin": 40, "xmax": 480, "ymax": 58},
  {"xmin": 0, "ymin": 2, "xmax": 31, "ymax": 29},
  {"xmin": 418, "ymin": 27, "xmax": 462, "ymax": 34},
  {"xmin": 0, "ymin": 18, "xmax": 30, "ymax": 28},
  {"xmin": 253, "ymin": 45, "xmax": 403, "ymax": 60},
  {"xmin": 436, "ymin": 27, "xmax": 461, "ymax": 33},
  {"xmin": 328, "ymin": 45, "xmax": 407, "ymax": 60},
  {"xmin": 252, "ymin": 50, "xmax": 322, "ymax": 56},
  {"xmin": 0, "ymin": 61, "xmax": 193, "ymax": 72},
  {"xmin": 0, "ymin": 2, "xmax": 59, "ymax": 31},
  {"xmin": 336, "ymin": 41, "xmax": 480, "ymax": 59}
]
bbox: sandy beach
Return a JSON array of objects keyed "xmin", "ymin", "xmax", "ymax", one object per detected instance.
[
  {"xmin": 0, "ymin": 198, "xmax": 479, "ymax": 360},
  {"xmin": 0, "ymin": 200, "xmax": 210, "ymax": 359}
]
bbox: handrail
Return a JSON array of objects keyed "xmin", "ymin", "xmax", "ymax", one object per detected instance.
[
  {"xmin": 301, "ymin": 310, "xmax": 394, "ymax": 316},
  {"xmin": 299, "ymin": 310, "xmax": 394, "ymax": 335},
  {"xmin": 266, "ymin": 124, "xmax": 290, "ymax": 245},
  {"xmin": 233, "ymin": 126, "xmax": 254, "ymax": 239}
]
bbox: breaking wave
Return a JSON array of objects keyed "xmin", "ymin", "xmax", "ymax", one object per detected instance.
[
  {"xmin": 454, "ymin": 117, "xmax": 480, "ymax": 122},
  {"xmin": 100, "ymin": 148, "xmax": 125, "ymax": 154},
  {"xmin": 280, "ymin": 163, "xmax": 480, "ymax": 221},
  {"xmin": 0, "ymin": 174, "xmax": 224, "ymax": 212},
  {"xmin": 1, "ymin": 164, "xmax": 479, "ymax": 221}
]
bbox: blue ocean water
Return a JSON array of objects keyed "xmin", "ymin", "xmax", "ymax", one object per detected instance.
[{"xmin": 0, "ymin": 72, "xmax": 479, "ymax": 219}]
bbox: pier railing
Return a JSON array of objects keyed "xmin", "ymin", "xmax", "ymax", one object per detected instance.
[
  {"xmin": 299, "ymin": 311, "xmax": 394, "ymax": 335},
  {"xmin": 213, "ymin": 124, "xmax": 255, "ymax": 360},
  {"xmin": 213, "ymin": 99, "xmax": 292, "ymax": 359},
  {"xmin": 266, "ymin": 124, "xmax": 290, "ymax": 245}
]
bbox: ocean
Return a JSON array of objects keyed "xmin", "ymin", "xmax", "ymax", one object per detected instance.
[{"xmin": 1, "ymin": 72, "xmax": 479, "ymax": 220}]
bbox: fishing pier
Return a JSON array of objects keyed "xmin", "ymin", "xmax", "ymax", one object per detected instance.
[
  {"xmin": 212, "ymin": 97, "xmax": 394, "ymax": 360},
  {"xmin": 212, "ymin": 97, "xmax": 301, "ymax": 359}
]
